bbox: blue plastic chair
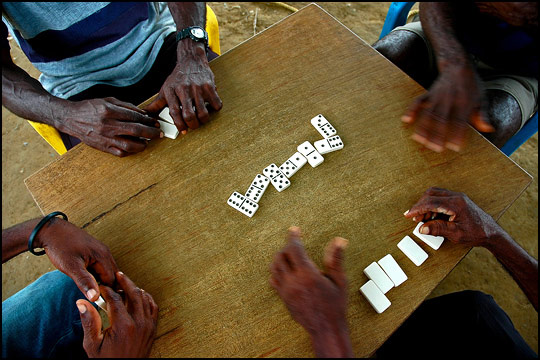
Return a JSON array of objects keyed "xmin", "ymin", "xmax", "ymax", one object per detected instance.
[{"xmin": 380, "ymin": 2, "xmax": 538, "ymax": 156}]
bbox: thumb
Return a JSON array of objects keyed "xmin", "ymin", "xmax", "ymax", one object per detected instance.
[
  {"xmin": 470, "ymin": 110, "xmax": 495, "ymax": 133},
  {"xmin": 420, "ymin": 220, "xmax": 458, "ymax": 240},
  {"xmin": 76, "ymin": 300, "xmax": 103, "ymax": 352},
  {"xmin": 323, "ymin": 237, "xmax": 348, "ymax": 288},
  {"xmin": 143, "ymin": 93, "xmax": 167, "ymax": 113},
  {"xmin": 65, "ymin": 261, "xmax": 100, "ymax": 301}
]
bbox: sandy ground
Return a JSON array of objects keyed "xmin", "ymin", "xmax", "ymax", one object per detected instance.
[{"xmin": 2, "ymin": 2, "xmax": 538, "ymax": 354}]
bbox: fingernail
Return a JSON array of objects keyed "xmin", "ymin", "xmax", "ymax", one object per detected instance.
[
  {"xmin": 446, "ymin": 142, "xmax": 461, "ymax": 152},
  {"xmin": 86, "ymin": 288, "xmax": 97, "ymax": 300},
  {"xmin": 181, "ymin": 130, "xmax": 188, "ymax": 135},
  {"xmin": 412, "ymin": 216, "xmax": 417, "ymax": 222},
  {"xmin": 334, "ymin": 237, "xmax": 349, "ymax": 249},
  {"xmin": 420, "ymin": 226, "xmax": 430, "ymax": 234},
  {"xmin": 288, "ymin": 226, "xmax": 300, "ymax": 233},
  {"xmin": 160, "ymin": 132, "xmax": 164, "ymax": 138},
  {"xmin": 77, "ymin": 302, "xmax": 87, "ymax": 314},
  {"xmin": 403, "ymin": 210, "xmax": 409, "ymax": 216},
  {"xmin": 401, "ymin": 115, "xmax": 412, "ymax": 123},
  {"xmin": 117, "ymin": 271, "xmax": 124, "ymax": 277}
]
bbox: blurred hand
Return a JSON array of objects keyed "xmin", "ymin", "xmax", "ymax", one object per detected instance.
[
  {"xmin": 76, "ymin": 271, "xmax": 158, "ymax": 358},
  {"xmin": 270, "ymin": 227, "xmax": 350, "ymax": 340},
  {"xmin": 401, "ymin": 64, "xmax": 494, "ymax": 152},
  {"xmin": 59, "ymin": 97, "xmax": 163, "ymax": 157},
  {"xmin": 144, "ymin": 41, "xmax": 222, "ymax": 134},
  {"xmin": 37, "ymin": 218, "xmax": 119, "ymax": 301},
  {"xmin": 404, "ymin": 187, "xmax": 503, "ymax": 247}
]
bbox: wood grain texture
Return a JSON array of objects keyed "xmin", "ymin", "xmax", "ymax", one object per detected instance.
[{"xmin": 24, "ymin": 4, "xmax": 531, "ymax": 358}]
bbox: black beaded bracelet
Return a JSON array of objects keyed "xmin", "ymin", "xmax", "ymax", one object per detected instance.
[{"xmin": 28, "ymin": 211, "xmax": 68, "ymax": 256}]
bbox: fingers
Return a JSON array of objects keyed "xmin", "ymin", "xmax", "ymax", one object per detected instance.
[
  {"xmin": 90, "ymin": 256, "xmax": 119, "ymax": 288},
  {"xmin": 77, "ymin": 299, "xmax": 103, "ymax": 352},
  {"xmin": 401, "ymin": 95, "xmax": 427, "ymax": 124},
  {"xmin": 282, "ymin": 226, "xmax": 311, "ymax": 269},
  {"xmin": 203, "ymin": 84, "xmax": 223, "ymax": 112},
  {"xmin": 100, "ymin": 284, "xmax": 130, "ymax": 326},
  {"xmin": 470, "ymin": 109, "xmax": 495, "ymax": 133},
  {"xmin": 142, "ymin": 290, "xmax": 159, "ymax": 323},
  {"xmin": 142, "ymin": 93, "xmax": 167, "ymax": 114},
  {"xmin": 419, "ymin": 219, "xmax": 460, "ymax": 241},
  {"xmin": 65, "ymin": 259, "xmax": 100, "ymax": 301},
  {"xmin": 323, "ymin": 237, "xmax": 348, "ymax": 288},
  {"xmin": 116, "ymin": 271, "xmax": 145, "ymax": 318}
]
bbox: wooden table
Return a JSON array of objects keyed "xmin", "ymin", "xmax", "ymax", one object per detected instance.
[{"xmin": 25, "ymin": 4, "xmax": 531, "ymax": 357}]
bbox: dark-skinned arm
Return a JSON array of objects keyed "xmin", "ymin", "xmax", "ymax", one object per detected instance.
[
  {"xmin": 405, "ymin": 187, "xmax": 538, "ymax": 311},
  {"xmin": 2, "ymin": 217, "xmax": 119, "ymax": 302},
  {"xmin": 2, "ymin": 22, "xmax": 163, "ymax": 157},
  {"xmin": 402, "ymin": 3, "xmax": 494, "ymax": 153},
  {"xmin": 144, "ymin": 2, "xmax": 222, "ymax": 133}
]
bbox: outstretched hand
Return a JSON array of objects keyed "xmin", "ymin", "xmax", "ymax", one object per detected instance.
[
  {"xmin": 269, "ymin": 226, "xmax": 353, "ymax": 358},
  {"xmin": 404, "ymin": 187, "xmax": 503, "ymax": 247}
]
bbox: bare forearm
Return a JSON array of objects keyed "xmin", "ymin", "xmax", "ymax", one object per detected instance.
[
  {"xmin": 2, "ymin": 62, "xmax": 71, "ymax": 128},
  {"xmin": 2, "ymin": 218, "xmax": 40, "ymax": 263},
  {"xmin": 310, "ymin": 321, "xmax": 354, "ymax": 358},
  {"xmin": 419, "ymin": 3, "xmax": 471, "ymax": 70},
  {"xmin": 485, "ymin": 231, "xmax": 538, "ymax": 311},
  {"xmin": 168, "ymin": 2, "xmax": 206, "ymax": 29}
]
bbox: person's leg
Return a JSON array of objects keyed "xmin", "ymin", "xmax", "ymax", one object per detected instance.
[
  {"xmin": 2, "ymin": 270, "xmax": 96, "ymax": 358},
  {"xmin": 372, "ymin": 22, "xmax": 438, "ymax": 89},
  {"xmin": 376, "ymin": 290, "xmax": 537, "ymax": 358}
]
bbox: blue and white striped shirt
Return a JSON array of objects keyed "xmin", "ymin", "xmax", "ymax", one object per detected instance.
[{"xmin": 2, "ymin": 2, "xmax": 176, "ymax": 99}]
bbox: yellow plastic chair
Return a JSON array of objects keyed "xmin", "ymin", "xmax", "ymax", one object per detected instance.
[{"xmin": 28, "ymin": 4, "xmax": 221, "ymax": 155}]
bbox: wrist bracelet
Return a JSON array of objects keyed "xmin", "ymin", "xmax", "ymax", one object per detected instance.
[{"xmin": 28, "ymin": 211, "xmax": 68, "ymax": 256}]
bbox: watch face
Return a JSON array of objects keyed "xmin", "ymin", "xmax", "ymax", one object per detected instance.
[{"xmin": 191, "ymin": 28, "xmax": 205, "ymax": 39}]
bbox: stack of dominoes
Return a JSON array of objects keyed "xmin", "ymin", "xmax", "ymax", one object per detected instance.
[
  {"xmin": 359, "ymin": 222, "xmax": 445, "ymax": 313},
  {"xmin": 227, "ymin": 114, "xmax": 344, "ymax": 217}
]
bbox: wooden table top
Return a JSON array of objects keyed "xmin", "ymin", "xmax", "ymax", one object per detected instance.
[{"xmin": 25, "ymin": 4, "xmax": 531, "ymax": 358}]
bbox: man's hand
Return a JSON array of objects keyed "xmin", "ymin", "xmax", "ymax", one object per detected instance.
[
  {"xmin": 269, "ymin": 226, "xmax": 353, "ymax": 358},
  {"xmin": 144, "ymin": 40, "xmax": 222, "ymax": 134},
  {"xmin": 76, "ymin": 271, "xmax": 158, "ymax": 358},
  {"xmin": 401, "ymin": 64, "xmax": 495, "ymax": 152},
  {"xmin": 403, "ymin": 187, "xmax": 502, "ymax": 247},
  {"xmin": 58, "ymin": 97, "xmax": 163, "ymax": 157},
  {"xmin": 36, "ymin": 217, "xmax": 119, "ymax": 302}
]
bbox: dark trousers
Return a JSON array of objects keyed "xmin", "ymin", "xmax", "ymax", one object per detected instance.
[
  {"xmin": 61, "ymin": 33, "xmax": 219, "ymax": 150},
  {"xmin": 377, "ymin": 290, "xmax": 537, "ymax": 359}
]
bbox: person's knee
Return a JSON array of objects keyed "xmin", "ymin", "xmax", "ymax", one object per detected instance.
[{"xmin": 483, "ymin": 90, "xmax": 522, "ymax": 148}]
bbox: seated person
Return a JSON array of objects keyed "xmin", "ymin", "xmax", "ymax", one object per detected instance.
[
  {"xmin": 270, "ymin": 187, "xmax": 537, "ymax": 358},
  {"xmin": 373, "ymin": 3, "xmax": 538, "ymax": 152},
  {"xmin": 2, "ymin": 214, "xmax": 158, "ymax": 357},
  {"xmin": 2, "ymin": 2, "xmax": 222, "ymax": 156}
]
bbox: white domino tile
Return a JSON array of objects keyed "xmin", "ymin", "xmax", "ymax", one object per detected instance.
[
  {"xmin": 363, "ymin": 262, "xmax": 394, "ymax": 294},
  {"xmin": 378, "ymin": 254, "xmax": 408, "ymax": 287},
  {"xmin": 360, "ymin": 280, "xmax": 391, "ymax": 314},
  {"xmin": 270, "ymin": 173, "xmax": 290, "ymax": 192},
  {"xmin": 397, "ymin": 235, "xmax": 428, "ymax": 266},
  {"xmin": 263, "ymin": 164, "xmax": 281, "ymax": 179},
  {"xmin": 95, "ymin": 296, "xmax": 107, "ymax": 311},
  {"xmin": 297, "ymin": 141, "xmax": 324, "ymax": 168},
  {"xmin": 310, "ymin": 114, "xmax": 337, "ymax": 139},
  {"xmin": 314, "ymin": 135, "xmax": 344, "ymax": 154},
  {"xmin": 159, "ymin": 107, "xmax": 174, "ymax": 124},
  {"xmin": 245, "ymin": 174, "xmax": 270, "ymax": 203},
  {"xmin": 279, "ymin": 152, "xmax": 307, "ymax": 178},
  {"xmin": 158, "ymin": 120, "xmax": 179, "ymax": 139},
  {"xmin": 413, "ymin": 222, "xmax": 445, "ymax": 250},
  {"xmin": 227, "ymin": 191, "xmax": 259, "ymax": 217}
]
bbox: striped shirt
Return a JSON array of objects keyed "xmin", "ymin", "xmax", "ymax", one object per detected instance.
[{"xmin": 2, "ymin": 2, "xmax": 176, "ymax": 99}]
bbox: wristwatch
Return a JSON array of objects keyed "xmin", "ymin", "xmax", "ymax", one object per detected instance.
[{"xmin": 176, "ymin": 26, "xmax": 208, "ymax": 51}]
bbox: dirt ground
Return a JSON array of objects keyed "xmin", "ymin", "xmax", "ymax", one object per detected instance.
[{"xmin": 2, "ymin": 2, "xmax": 538, "ymax": 354}]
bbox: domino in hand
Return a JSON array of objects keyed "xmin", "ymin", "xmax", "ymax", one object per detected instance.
[
  {"xmin": 297, "ymin": 141, "xmax": 324, "ymax": 168},
  {"xmin": 310, "ymin": 114, "xmax": 337, "ymax": 139},
  {"xmin": 413, "ymin": 222, "xmax": 445, "ymax": 250},
  {"xmin": 364, "ymin": 262, "xmax": 394, "ymax": 294},
  {"xmin": 159, "ymin": 107, "xmax": 174, "ymax": 124},
  {"xmin": 360, "ymin": 280, "xmax": 391, "ymax": 314},
  {"xmin": 227, "ymin": 191, "xmax": 259, "ymax": 217},
  {"xmin": 95, "ymin": 295, "xmax": 107, "ymax": 311},
  {"xmin": 397, "ymin": 235, "xmax": 428, "ymax": 266},
  {"xmin": 279, "ymin": 152, "xmax": 307, "ymax": 178},
  {"xmin": 158, "ymin": 120, "xmax": 179, "ymax": 139},
  {"xmin": 314, "ymin": 135, "xmax": 344, "ymax": 154},
  {"xmin": 378, "ymin": 254, "xmax": 408, "ymax": 287},
  {"xmin": 245, "ymin": 174, "xmax": 270, "ymax": 203}
]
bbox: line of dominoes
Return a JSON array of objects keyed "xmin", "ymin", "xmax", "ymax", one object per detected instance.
[
  {"xmin": 227, "ymin": 114, "xmax": 344, "ymax": 217},
  {"xmin": 359, "ymin": 222, "xmax": 445, "ymax": 313}
]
